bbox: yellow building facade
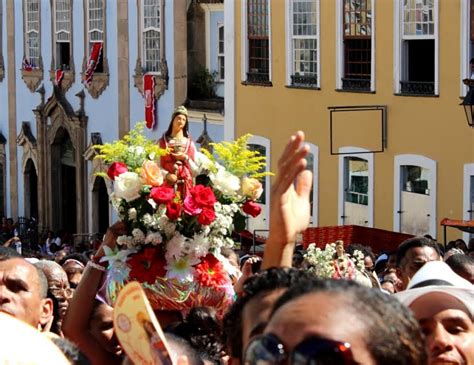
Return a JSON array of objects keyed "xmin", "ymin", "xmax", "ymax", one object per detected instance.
[{"xmin": 230, "ymin": 0, "xmax": 474, "ymax": 242}]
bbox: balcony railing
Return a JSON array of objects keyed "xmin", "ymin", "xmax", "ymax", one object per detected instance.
[
  {"xmin": 400, "ymin": 81, "xmax": 435, "ymax": 95},
  {"xmin": 291, "ymin": 74, "xmax": 318, "ymax": 88},
  {"xmin": 341, "ymin": 78, "xmax": 371, "ymax": 91},
  {"xmin": 246, "ymin": 72, "xmax": 270, "ymax": 84}
]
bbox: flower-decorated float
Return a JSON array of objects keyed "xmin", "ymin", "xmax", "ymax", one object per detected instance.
[
  {"xmin": 94, "ymin": 108, "xmax": 269, "ymax": 315},
  {"xmin": 304, "ymin": 240, "xmax": 372, "ymax": 286}
]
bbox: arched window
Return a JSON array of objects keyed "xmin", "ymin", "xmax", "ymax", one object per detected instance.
[
  {"xmin": 140, "ymin": 0, "xmax": 163, "ymax": 74},
  {"xmin": 463, "ymin": 163, "xmax": 474, "ymax": 242},
  {"xmin": 305, "ymin": 143, "xmax": 319, "ymax": 226},
  {"xmin": 52, "ymin": 0, "xmax": 72, "ymax": 70},
  {"xmin": 394, "ymin": 154, "xmax": 437, "ymax": 237},
  {"xmin": 24, "ymin": 0, "xmax": 41, "ymax": 68},
  {"xmin": 85, "ymin": 0, "xmax": 105, "ymax": 72},
  {"xmin": 338, "ymin": 147, "xmax": 374, "ymax": 227},
  {"xmin": 247, "ymin": 136, "xmax": 271, "ymax": 232}
]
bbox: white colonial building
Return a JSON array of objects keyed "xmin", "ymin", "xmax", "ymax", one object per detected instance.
[{"xmin": 0, "ymin": 0, "xmax": 231, "ymax": 238}]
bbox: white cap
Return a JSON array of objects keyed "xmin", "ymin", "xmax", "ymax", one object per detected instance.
[{"xmin": 394, "ymin": 261, "xmax": 474, "ymax": 318}]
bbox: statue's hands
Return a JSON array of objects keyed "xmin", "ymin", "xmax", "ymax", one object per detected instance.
[
  {"xmin": 263, "ymin": 131, "xmax": 312, "ymax": 268},
  {"xmin": 171, "ymin": 152, "xmax": 189, "ymax": 162}
]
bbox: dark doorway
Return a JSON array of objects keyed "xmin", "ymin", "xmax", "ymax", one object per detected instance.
[
  {"xmin": 93, "ymin": 177, "xmax": 109, "ymax": 235},
  {"xmin": 51, "ymin": 128, "xmax": 76, "ymax": 234},
  {"xmin": 24, "ymin": 159, "xmax": 38, "ymax": 219}
]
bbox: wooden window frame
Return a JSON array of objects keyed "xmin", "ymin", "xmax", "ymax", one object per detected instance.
[
  {"xmin": 140, "ymin": 0, "xmax": 163, "ymax": 75},
  {"xmin": 52, "ymin": 0, "xmax": 73, "ymax": 71}
]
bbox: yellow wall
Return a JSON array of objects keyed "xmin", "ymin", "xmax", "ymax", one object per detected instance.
[{"xmin": 234, "ymin": 0, "xmax": 474, "ymax": 241}]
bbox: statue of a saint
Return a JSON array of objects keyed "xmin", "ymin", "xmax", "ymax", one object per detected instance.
[{"xmin": 158, "ymin": 106, "xmax": 196, "ymax": 198}]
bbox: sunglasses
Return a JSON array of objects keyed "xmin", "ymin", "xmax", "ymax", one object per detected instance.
[{"xmin": 244, "ymin": 333, "xmax": 359, "ymax": 365}]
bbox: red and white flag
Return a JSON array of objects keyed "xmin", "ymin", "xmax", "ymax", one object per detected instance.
[
  {"xmin": 144, "ymin": 74, "xmax": 156, "ymax": 129},
  {"xmin": 83, "ymin": 42, "xmax": 103, "ymax": 86},
  {"xmin": 55, "ymin": 70, "xmax": 65, "ymax": 86}
]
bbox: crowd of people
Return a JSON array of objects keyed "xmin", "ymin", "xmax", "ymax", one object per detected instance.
[{"xmin": 0, "ymin": 130, "xmax": 473, "ymax": 364}]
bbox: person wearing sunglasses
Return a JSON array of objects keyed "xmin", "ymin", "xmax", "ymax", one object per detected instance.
[{"xmin": 244, "ymin": 278, "xmax": 428, "ymax": 365}]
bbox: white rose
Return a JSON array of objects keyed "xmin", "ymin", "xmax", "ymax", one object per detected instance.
[
  {"xmin": 128, "ymin": 208, "xmax": 137, "ymax": 221},
  {"xmin": 194, "ymin": 151, "xmax": 214, "ymax": 173},
  {"xmin": 114, "ymin": 172, "xmax": 143, "ymax": 202},
  {"xmin": 241, "ymin": 177, "xmax": 263, "ymax": 200},
  {"xmin": 210, "ymin": 169, "xmax": 240, "ymax": 196}
]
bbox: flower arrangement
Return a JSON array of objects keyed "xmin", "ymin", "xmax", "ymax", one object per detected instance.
[
  {"xmin": 304, "ymin": 241, "xmax": 367, "ymax": 283},
  {"xmin": 94, "ymin": 122, "xmax": 270, "ymax": 314}
]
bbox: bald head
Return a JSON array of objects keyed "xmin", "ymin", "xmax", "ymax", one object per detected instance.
[{"xmin": 0, "ymin": 257, "xmax": 53, "ymax": 328}]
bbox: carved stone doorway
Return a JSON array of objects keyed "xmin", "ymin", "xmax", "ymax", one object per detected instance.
[
  {"xmin": 24, "ymin": 159, "xmax": 38, "ymax": 220},
  {"xmin": 51, "ymin": 128, "xmax": 77, "ymax": 234},
  {"xmin": 92, "ymin": 177, "xmax": 109, "ymax": 235}
]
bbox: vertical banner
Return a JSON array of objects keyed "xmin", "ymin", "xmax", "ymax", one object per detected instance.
[
  {"xmin": 83, "ymin": 42, "xmax": 103, "ymax": 86},
  {"xmin": 55, "ymin": 70, "xmax": 65, "ymax": 86},
  {"xmin": 144, "ymin": 74, "xmax": 156, "ymax": 129}
]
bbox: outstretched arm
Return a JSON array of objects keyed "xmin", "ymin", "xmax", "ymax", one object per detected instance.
[
  {"xmin": 62, "ymin": 222, "xmax": 126, "ymax": 365},
  {"xmin": 262, "ymin": 132, "xmax": 313, "ymax": 269}
]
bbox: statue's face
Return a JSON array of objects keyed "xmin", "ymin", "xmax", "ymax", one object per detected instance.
[
  {"xmin": 172, "ymin": 114, "xmax": 187, "ymax": 133},
  {"xmin": 336, "ymin": 243, "xmax": 344, "ymax": 256}
]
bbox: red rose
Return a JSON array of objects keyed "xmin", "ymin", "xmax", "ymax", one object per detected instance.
[
  {"xmin": 166, "ymin": 201, "xmax": 182, "ymax": 221},
  {"xmin": 150, "ymin": 186, "xmax": 175, "ymax": 205},
  {"xmin": 243, "ymin": 200, "xmax": 262, "ymax": 217},
  {"xmin": 191, "ymin": 185, "xmax": 217, "ymax": 208},
  {"xmin": 198, "ymin": 207, "xmax": 216, "ymax": 225},
  {"xmin": 107, "ymin": 162, "xmax": 128, "ymax": 180}
]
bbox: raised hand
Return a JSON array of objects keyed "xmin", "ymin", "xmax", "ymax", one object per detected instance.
[{"xmin": 263, "ymin": 131, "xmax": 313, "ymax": 269}]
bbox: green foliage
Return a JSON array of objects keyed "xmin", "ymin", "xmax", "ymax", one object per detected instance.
[
  {"xmin": 201, "ymin": 134, "xmax": 273, "ymax": 179},
  {"xmin": 94, "ymin": 122, "xmax": 166, "ymax": 173},
  {"xmin": 189, "ymin": 66, "xmax": 218, "ymax": 100}
]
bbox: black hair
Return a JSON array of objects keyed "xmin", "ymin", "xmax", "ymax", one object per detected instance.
[
  {"xmin": 446, "ymin": 254, "xmax": 474, "ymax": 279},
  {"xmin": 346, "ymin": 243, "xmax": 375, "ymax": 263},
  {"xmin": 165, "ymin": 333, "xmax": 203, "ymax": 365},
  {"xmin": 272, "ymin": 278, "xmax": 428, "ymax": 365},
  {"xmin": 470, "ymin": 58, "xmax": 474, "ymax": 64},
  {"xmin": 396, "ymin": 236, "xmax": 441, "ymax": 267},
  {"xmin": 166, "ymin": 307, "xmax": 224, "ymax": 364},
  {"xmin": 222, "ymin": 267, "xmax": 314, "ymax": 359},
  {"xmin": 51, "ymin": 337, "xmax": 91, "ymax": 365}
]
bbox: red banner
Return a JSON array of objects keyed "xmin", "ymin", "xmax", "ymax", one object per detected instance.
[
  {"xmin": 55, "ymin": 70, "xmax": 65, "ymax": 86},
  {"xmin": 84, "ymin": 42, "xmax": 103, "ymax": 86},
  {"xmin": 22, "ymin": 58, "xmax": 33, "ymax": 71},
  {"xmin": 144, "ymin": 74, "xmax": 156, "ymax": 129}
]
